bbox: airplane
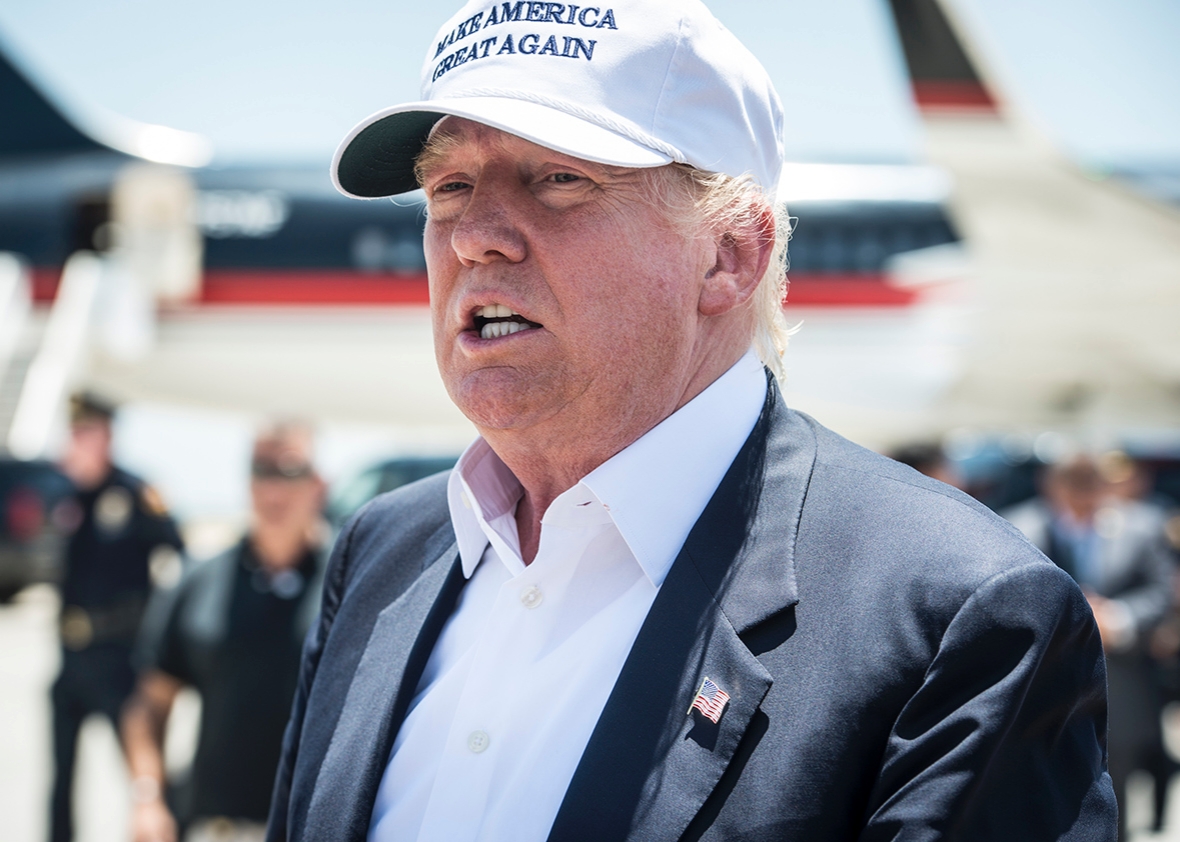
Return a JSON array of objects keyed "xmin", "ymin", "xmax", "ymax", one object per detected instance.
[
  {"xmin": 5, "ymin": 0, "xmax": 1174, "ymax": 466},
  {"xmin": 0, "ymin": 21, "xmax": 968, "ymax": 460}
]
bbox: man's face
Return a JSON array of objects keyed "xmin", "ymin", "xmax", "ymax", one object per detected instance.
[
  {"xmin": 250, "ymin": 473, "xmax": 322, "ymax": 534},
  {"xmin": 250, "ymin": 443, "xmax": 323, "ymax": 535},
  {"xmin": 61, "ymin": 419, "xmax": 112, "ymax": 490},
  {"xmin": 419, "ymin": 118, "xmax": 718, "ymax": 444},
  {"xmin": 1046, "ymin": 470, "xmax": 1104, "ymax": 525}
]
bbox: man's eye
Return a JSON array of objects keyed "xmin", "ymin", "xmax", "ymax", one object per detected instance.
[
  {"xmin": 435, "ymin": 181, "xmax": 470, "ymax": 194},
  {"xmin": 550, "ymin": 172, "xmax": 580, "ymax": 183}
]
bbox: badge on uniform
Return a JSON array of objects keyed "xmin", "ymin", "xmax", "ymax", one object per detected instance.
[
  {"xmin": 95, "ymin": 486, "xmax": 133, "ymax": 534},
  {"xmin": 140, "ymin": 484, "xmax": 170, "ymax": 518},
  {"xmin": 688, "ymin": 676, "xmax": 730, "ymax": 724}
]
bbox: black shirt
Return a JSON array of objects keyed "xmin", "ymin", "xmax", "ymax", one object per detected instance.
[
  {"xmin": 143, "ymin": 538, "xmax": 322, "ymax": 824},
  {"xmin": 62, "ymin": 467, "xmax": 183, "ymax": 643}
]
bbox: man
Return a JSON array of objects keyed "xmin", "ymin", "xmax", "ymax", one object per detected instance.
[
  {"xmin": 1102, "ymin": 450, "xmax": 1180, "ymax": 833},
  {"xmin": 49, "ymin": 392, "xmax": 184, "ymax": 842},
  {"xmin": 1004, "ymin": 455, "xmax": 1173, "ymax": 840},
  {"xmin": 124, "ymin": 423, "xmax": 326, "ymax": 842},
  {"xmin": 269, "ymin": 2, "xmax": 1116, "ymax": 839}
]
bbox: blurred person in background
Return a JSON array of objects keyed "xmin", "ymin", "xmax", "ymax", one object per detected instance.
[
  {"xmin": 1102, "ymin": 451, "xmax": 1180, "ymax": 519},
  {"xmin": 887, "ymin": 441, "xmax": 963, "ymax": 489},
  {"xmin": 1004, "ymin": 454, "xmax": 1174, "ymax": 839},
  {"xmin": 122, "ymin": 421, "xmax": 326, "ymax": 842},
  {"xmin": 1102, "ymin": 450, "xmax": 1180, "ymax": 832},
  {"xmin": 50, "ymin": 392, "xmax": 185, "ymax": 842}
]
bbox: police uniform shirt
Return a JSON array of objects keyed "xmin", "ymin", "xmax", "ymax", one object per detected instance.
[{"xmin": 61, "ymin": 467, "xmax": 183, "ymax": 647}]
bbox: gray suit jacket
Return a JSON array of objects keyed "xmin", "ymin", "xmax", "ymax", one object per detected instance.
[
  {"xmin": 268, "ymin": 385, "xmax": 1116, "ymax": 840},
  {"xmin": 1005, "ymin": 497, "xmax": 1174, "ymax": 755}
]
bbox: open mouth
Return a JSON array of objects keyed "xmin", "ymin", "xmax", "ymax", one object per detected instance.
[{"xmin": 472, "ymin": 304, "xmax": 543, "ymax": 339}]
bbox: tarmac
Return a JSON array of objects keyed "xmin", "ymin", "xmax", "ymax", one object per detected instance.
[{"xmin": 2, "ymin": 584, "xmax": 1180, "ymax": 841}]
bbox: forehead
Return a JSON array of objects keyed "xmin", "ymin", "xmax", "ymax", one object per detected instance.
[
  {"xmin": 253, "ymin": 431, "xmax": 313, "ymax": 460},
  {"xmin": 70, "ymin": 418, "xmax": 110, "ymax": 434},
  {"xmin": 418, "ymin": 116, "xmax": 625, "ymax": 175}
]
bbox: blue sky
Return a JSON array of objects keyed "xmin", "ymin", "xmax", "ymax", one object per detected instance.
[
  {"xmin": 0, "ymin": 0, "xmax": 923, "ymax": 166},
  {"xmin": 1, "ymin": 0, "xmax": 1176, "ymax": 170},
  {"xmin": 948, "ymin": 0, "xmax": 1180, "ymax": 170}
]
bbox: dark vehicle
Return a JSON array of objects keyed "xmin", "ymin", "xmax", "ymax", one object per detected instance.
[
  {"xmin": 327, "ymin": 455, "xmax": 459, "ymax": 527},
  {"xmin": 0, "ymin": 458, "xmax": 72, "ymax": 601}
]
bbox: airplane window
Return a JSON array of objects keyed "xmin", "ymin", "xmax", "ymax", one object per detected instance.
[
  {"xmin": 817, "ymin": 228, "xmax": 847, "ymax": 273},
  {"xmin": 351, "ymin": 227, "xmax": 427, "ymax": 274},
  {"xmin": 886, "ymin": 225, "xmax": 916, "ymax": 256},
  {"xmin": 352, "ymin": 227, "xmax": 387, "ymax": 271},
  {"xmin": 787, "ymin": 235, "xmax": 811, "ymax": 273},
  {"xmin": 854, "ymin": 229, "xmax": 886, "ymax": 272}
]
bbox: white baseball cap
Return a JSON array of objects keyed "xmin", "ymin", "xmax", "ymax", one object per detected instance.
[{"xmin": 332, "ymin": 0, "xmax": 784, "ymax": 199}]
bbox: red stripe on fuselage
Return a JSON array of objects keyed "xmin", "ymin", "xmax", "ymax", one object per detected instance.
[
  {"xmin": 28, "ymin": 268, "xmax": 918, "ymax": 308},
  {"xmin": 30, "ymin": 268, "xmax": 61, "ymax": 302},
  {"xmin": 786, "ymin": 275, "xmax": 917, "ymax": 307},
  {"xmin": 200, "ymin": 270, "xmax": 432, "ymax": 304}
]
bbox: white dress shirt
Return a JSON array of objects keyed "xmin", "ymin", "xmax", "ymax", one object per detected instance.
[{"xmin": 368, "ymin": 350, "xmax": 767, "ymax": 842}]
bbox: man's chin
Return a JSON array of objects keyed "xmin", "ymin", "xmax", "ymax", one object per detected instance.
[
  {"xmin": 448, "ymin": 375, "xmax": 558, "ymax": 434},
  {"xmin": 456, "ymin": 397, "xmax": 545, "ymax": 433}
]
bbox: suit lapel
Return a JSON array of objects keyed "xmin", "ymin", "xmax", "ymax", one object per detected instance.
[
  {"xmin": 548, "ymin": 382, "xmax": 817, "ymax": 842},
  {"xmin": 303, "ymin": 543, "xmax": 465, "ymax": 841}
]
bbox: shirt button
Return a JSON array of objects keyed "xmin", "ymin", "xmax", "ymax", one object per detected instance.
[
  {"xmin": 520, "ymin": 585, "xmax": 544, "ymax": 609},
  {"xmin": 467, "ymin": 730, "xmax": 490, "ymax": 753}
]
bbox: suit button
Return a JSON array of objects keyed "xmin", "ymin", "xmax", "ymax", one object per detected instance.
[
  {"xmin": 520, "ymin": 585, "xmax": 543, "ymax": 609},
  {"xmin": 467, "ymin": 730, "xmax": 490, "ymax": 753}
]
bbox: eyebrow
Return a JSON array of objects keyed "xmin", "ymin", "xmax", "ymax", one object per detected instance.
[
  {"xmin": 414, "ymin": 130, "xmax": 466, "ymax": 187},
  {"xmin": 414, "ymin": 128, "xmax": 636, "ymax": 190}
]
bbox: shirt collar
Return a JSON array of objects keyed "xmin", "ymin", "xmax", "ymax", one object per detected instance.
[
  {"xmin": 447, "ymin": 349, "xmax": 768, "ymax": 585},
  {"xmin": 580, "ymin": 349, "xmax": 766, "ymax": 586},
  {"xmin": 447, "ymin": 439, "xmax": 523, "ymax": 579}
]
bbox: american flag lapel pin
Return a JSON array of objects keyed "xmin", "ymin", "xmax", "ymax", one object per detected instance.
[{"xmin": 688, "ymin": 676, "xmax": 731, "ymax": 724}]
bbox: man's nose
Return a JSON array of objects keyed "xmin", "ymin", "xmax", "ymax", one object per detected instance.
[{"xmin": 450, "ymin": 181, "xmax": 528, "ymax": 266}]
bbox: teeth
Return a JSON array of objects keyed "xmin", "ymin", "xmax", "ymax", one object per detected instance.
[
  {"xmin": 477, "ymin": 304, "xmax": 517, "ymax": 318},
  {"xmin": 480, "ymin": 321, "xmax": 531, "ymax": 340}
]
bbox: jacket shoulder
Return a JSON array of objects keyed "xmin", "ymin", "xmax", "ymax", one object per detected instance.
[
  {"xmin": 348, "ymin": 469, "xmax": 452, "ymax": 541},
  {"xmin": 334, "ymin": 469, "xmax": 454, "ymax": 584},
  {"xmin": 796, "ymin": 413, "xmax": 1053, "ymax": 589}
]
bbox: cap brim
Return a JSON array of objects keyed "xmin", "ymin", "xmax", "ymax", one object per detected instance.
[{"xmin": 332, "ymin": 96, "xmax": 674, "ymax": 199}]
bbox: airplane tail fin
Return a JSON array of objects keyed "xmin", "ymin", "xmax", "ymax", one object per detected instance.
[
  {"xmin": 0, "ymin": 37, "xmax": 210, "ymax": 166},
  {"xmin": 0, "ymin": 42, "xmax": 109, "ymax": 158}
]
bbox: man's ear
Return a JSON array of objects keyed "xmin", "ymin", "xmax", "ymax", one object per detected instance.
[{"xmin": 698, "ymin": 203, "xmax": 776, "ymax": 317}]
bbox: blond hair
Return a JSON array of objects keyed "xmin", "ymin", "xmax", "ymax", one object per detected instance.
[{"xmin": 640, "ymin": 164, "xmax": 790, "ymax": 381}]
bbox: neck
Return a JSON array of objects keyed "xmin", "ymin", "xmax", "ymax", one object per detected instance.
[
  {"xmin": 76, "ymin": 462, "xmax": 114, "ymax": 492},
  {"xmin": 492, "ymin": 344, "xmax": 748, "ymax": 564},
  {"xmin": 250, "ymin": 527, "xmax": 310, "ymax": 572}
]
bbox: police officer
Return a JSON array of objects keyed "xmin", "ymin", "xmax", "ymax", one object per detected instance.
[{"xmin": 49, "ymin": 392, "xmax": 183, "ymax": 842}]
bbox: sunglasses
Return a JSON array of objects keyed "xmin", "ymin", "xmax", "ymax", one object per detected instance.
[{"xmin": 251, "ymin": 459, "xmax": 313, "ymax": 480}]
